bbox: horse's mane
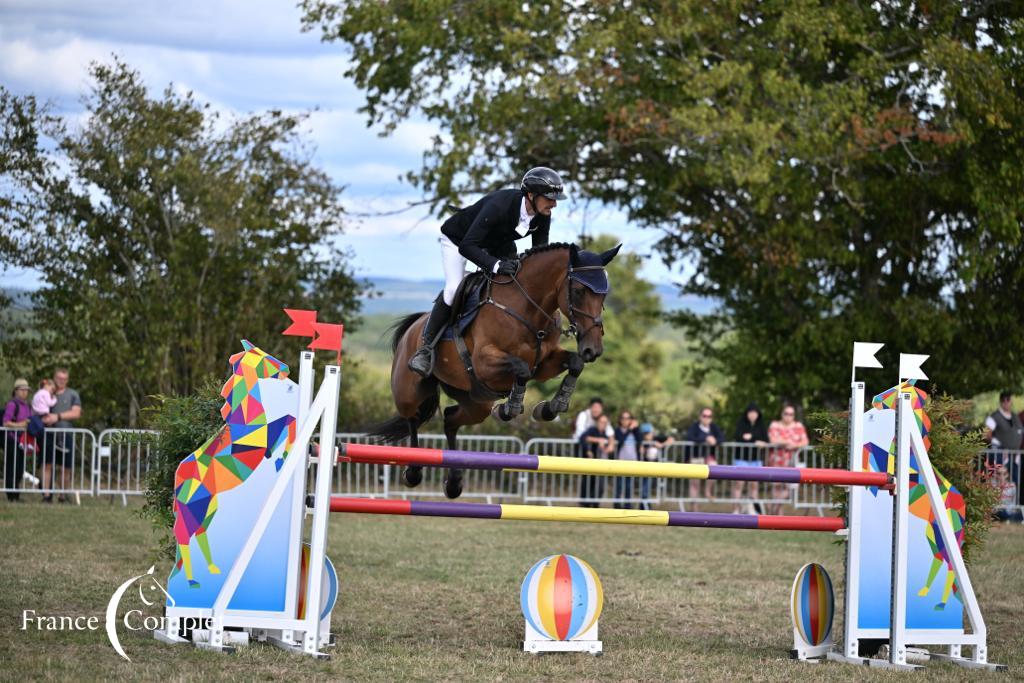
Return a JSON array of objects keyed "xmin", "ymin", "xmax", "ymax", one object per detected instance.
[{"xmin": 519, "ymin": 242, "xmax": 574, "ymax": 259}]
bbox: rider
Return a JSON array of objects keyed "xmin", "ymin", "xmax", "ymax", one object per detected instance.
[{"xmin": 407, "ymin": 166, "xmax": 567, "ymax": 377}]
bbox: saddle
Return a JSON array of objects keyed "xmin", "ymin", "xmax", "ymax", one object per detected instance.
[{"xmin": 422, "ymin": 271, "xmax": 488, "ymax": 343}]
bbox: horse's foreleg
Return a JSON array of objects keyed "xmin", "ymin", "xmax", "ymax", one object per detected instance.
[
  {"xmin": 531, "ymin": 350, "xmax": 583, "ymax": 422},
  {"xmin": 492, "ymin": 356, "xmax": 531, "ymax": 422}
]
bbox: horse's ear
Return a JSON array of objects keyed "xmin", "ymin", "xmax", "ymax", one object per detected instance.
[
  {"xmin": 599, "ymin": 244, "xmax": 622, "ymax": 265},
  {"xmin": 241, "ymin": 339, "xmax": 255, "ymax": 352}
]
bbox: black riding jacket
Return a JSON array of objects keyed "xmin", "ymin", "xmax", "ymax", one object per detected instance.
[{"xmin": 440, "ymin": 189, "xmax": 550, "ymax": 273}]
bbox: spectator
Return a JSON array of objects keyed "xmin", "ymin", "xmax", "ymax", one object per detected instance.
[
  {"xmin": 984, "ymin": 392, "xmax": 1023, "ymax": 508},
  {"xmin": 984, "ymin": 392, "xmax": 1023, "ymax": 450},
  {"xmin": 684, "ymin": 407, "xmax": 724, "ymax": 501},
  {"xmin": 3, "ymin": 379, "xmax": 32, "ymax": 502},
  {"xmin": 732, "ymin": 402, "xmax": 769, "ymax": 513},
  {"xmin": 639, "ymin": 423, "xmax": 673, "ymax": 510},
  {"xmin": 579, "ymin": 414, "xmax": 614, "ymax": 507},
  {"xmin": 41, "ymin": 368, "xmax": 82, "ymax": 504},
  {"xmin": 613, "ymin": 410, "xmax": 644, "ymax": 510},
  {"xmin": 573, "ymin": 397, "xmax": 608, "ymax": 441},
  {"xmin": 992, "ymin": 464, "xmax": 1022, "ymax": 523},
  {"xmin": 767, "ymin": 403, "xmax": 809, "ymax": 515},
  {"xmin": 32, "ymin": 378, "xmax": 57, "ymax": 418}
]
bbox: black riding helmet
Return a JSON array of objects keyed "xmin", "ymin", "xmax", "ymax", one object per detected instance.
[{"xmin": 521, "ymin": 167, "xmax": 567, "ymax": 201}]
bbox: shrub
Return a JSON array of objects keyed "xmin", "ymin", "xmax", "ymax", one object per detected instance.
[{"xmin": 812, "ymin": 391, "xmax": 1000, "ymax": 563}]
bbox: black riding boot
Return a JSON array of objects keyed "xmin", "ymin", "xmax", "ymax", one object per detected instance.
[{"xmin": 408, "ymin": 298, "xmax": 452, "ymax": 377}]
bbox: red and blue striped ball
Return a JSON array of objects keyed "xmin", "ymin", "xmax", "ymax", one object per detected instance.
[
  {"xmin": 520, "ymin": 554, "xmax": 603, "ymax": 641},
  {"xmin": 790, "ymin": 562, "xmax": 834, "ymax": 646}
]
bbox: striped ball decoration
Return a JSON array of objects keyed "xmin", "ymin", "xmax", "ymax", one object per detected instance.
[
  {"xmin": 521, "ymin": 554, "xmax": 603, "ymax": 641},
  {"xmin": 791, "ymin": 562, "xmax": 834, "ymax": 649}
]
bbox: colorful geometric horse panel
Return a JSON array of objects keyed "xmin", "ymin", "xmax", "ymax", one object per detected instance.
[
  {"xmin": 169, "ymin": 341, "xmax": 298, "ymax": 594},
  {"xmin": 857, "ymin": 382, "xmax": 966, "ymax": 630}
]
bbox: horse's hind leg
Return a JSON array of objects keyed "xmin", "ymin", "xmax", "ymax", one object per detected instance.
[
  {"xmin": 442, "ymin": 400, "xmax": 493, "ymax": 499},
  {"xmin": 402, "ymin": 419, "xmax": 424, "ymax": 487}
]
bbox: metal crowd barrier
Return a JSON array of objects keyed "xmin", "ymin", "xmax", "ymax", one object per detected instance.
[
  {"xmin": 1, "ymin": 426, "xmax": 1021, "ymax": 519},
  {"xmin": 95, "ymin": 429, "xmax": 156, "ymax": 505},
  {"xmin": 981, "ymin": 449, "xmax": 1024, "ymax": 521},
  {"xmin": 1, "ymin": 427, "xmax": 95, "ymax": 504}
]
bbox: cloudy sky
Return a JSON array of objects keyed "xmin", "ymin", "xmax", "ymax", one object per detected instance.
[{"xmin": 0, "ymin": 1, "xmax": 678, "ymax": 288}]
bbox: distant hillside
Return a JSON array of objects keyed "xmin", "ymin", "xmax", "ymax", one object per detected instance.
[
  {"xmin": 1, "ymin": 287, "xmax": 34, "ymax": 308},
  {"xmin": 360, "ymin": 277, "xmax": 714, "ymax": 315}
]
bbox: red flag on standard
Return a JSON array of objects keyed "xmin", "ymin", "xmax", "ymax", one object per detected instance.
[
  {"xmin": 282, "ymin": 309, "xmax": 318, "ymax": 338},
  {"xmin": 309, "ymin": 322, "xmax": 344, "ymax": 355}
]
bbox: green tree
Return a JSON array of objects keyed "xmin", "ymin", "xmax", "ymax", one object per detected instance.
[
  {"xmin": 0, "ymin": 60, "xmax": 365, "ymax": 426},
  {"xmin": 301, "ymin": 1, "xmax": 1024, "ymax": 411}
]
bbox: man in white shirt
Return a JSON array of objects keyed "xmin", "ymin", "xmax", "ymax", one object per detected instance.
[{"xmin": 573, "ymin": 397, "xmax": 612, "ymax": 441}]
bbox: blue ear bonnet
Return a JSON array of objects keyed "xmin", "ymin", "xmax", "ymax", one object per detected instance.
[{"xmin": 569, "ymin": 250, "xmax": 610, "ymax": 294}]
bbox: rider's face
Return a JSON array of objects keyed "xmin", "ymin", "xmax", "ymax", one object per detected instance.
[{"xmin": 531, "ymin": 194, "xmax": 557, "ymax": 216}]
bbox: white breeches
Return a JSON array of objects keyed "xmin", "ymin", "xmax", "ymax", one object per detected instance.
[{"xmin": 440, "ymin": 235, "xmax": 469, "ymax": 305}]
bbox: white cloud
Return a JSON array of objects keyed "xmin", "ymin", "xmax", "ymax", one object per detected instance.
[{"xmin": 0, "ymin": 1, "xmax": 677, "ymax": 284}]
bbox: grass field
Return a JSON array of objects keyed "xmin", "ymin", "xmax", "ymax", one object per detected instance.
[{"xmin": 1, "ymin": 500, "xmax": 1021, "ymax": 681}]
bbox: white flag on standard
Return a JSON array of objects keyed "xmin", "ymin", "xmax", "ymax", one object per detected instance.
[
  {"xmin": 851, "ymin": 342, "xmax": 884, "ymax": 381},
  {"xmin": 852, "ymin": 342, "xmax": 884, "ymax": 369},
  {"xmin": 898, "ymin": 353, "xmax": 929, "ymax": 381}
]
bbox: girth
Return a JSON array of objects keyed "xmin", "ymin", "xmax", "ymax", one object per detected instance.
[{"xmin": 453, "ymin": 333, "xmax": 508, "ymax": 402}]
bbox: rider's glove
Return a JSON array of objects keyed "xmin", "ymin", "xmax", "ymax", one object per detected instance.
[{"xmin": 496, "ymin": 259, "xmax": 520, "ymax": 276}]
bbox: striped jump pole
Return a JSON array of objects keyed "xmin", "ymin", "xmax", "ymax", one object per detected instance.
[
  {"xmin": 328, "ymin": 497, "xmax": 846, "ymax": 533},
  {"xmin": 338, "ymin": 443, "xmax": 891, "ymax": 488}
]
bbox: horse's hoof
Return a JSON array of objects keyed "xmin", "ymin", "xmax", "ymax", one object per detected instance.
[
  {"xmin": 443, "ymin": 473, "xmax": 463, "ymax": 499},
  {"xmin": 208, "ymin": 564, "xmax": 221, "ymax": 575},
  {"xmin": 491, "ymin": 403, "xmax": 521, "ymax": 422},
  {"xmin": 402, "ymin": 466, "xmax": 423, "ymax": 488},
  {"xmin": 188, "ymin": 580, "xmax": 200, "ymax": 589},
  {"xmin": 531, "ymin": 401, "xmax": 558, "ymax": 422}
]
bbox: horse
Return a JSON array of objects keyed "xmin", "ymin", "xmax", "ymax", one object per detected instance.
[
  {"xmin": 169, "ymin": 341, "xmax": 297, "ymax": 588},
  {"xmin": 369, "ymin": 242, "xmax": 620, "ymax": 499}
]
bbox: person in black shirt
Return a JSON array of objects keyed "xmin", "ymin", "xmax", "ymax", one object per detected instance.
[
  {"xmin": 579, "ymin": 414, "xmax": 613, "ymax": 507},
  {"xmin": 407, "ymin": 167, "xmax": 566, "ymax": 376},
  {"xmin": 732, "ymin": 402, "xmax": 769, "ymax": 513}
]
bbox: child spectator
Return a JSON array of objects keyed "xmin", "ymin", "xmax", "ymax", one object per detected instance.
[
  {"xmin": 639, "ymin": 423, "xmax": 673, "ymax": 510},
  {"xmin": 32, "ymin": 378, "xmax": 57, "ymax": 417}
]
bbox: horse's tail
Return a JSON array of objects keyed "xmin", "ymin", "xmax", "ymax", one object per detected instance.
[
  {"xmin": 365, "ymin": 393, "xmax": 440, "ymax": 443},
  {"xmin": 387, "ymin": 312, "xmax": 425, "ymax": 354},
  {"xmin": 363, "ymin": 311, "xmax": 437, "ymax": 443}
]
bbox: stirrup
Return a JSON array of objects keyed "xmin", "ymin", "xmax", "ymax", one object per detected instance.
[{"xmin": 407, "ymin": 347, "xmax": 434, "ymax": 377}]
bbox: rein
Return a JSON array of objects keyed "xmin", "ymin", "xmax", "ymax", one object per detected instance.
[{"xmin": 481, "ymin": 257, "xmax": 606, "ymax": 373}]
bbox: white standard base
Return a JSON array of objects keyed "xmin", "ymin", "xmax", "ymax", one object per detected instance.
[
  {"xmin": 825, "ymin": 651, "xmax": 921, "ymax": 670},
  {"xmin": 929, "ymin": 653, "xmax": 1006, "ymax": 671},
  {"xmin": 791, "ymin": 624, "xmax": 833, "ymax": 662},
  {"xmin": 523, "ymin": 622, "xmax": 602, "ymax": 655}
]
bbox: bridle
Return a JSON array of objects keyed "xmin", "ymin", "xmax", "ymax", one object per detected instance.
[
  {"xmin": 564, "ymin": 265, "xmax": 607, "ymax": 339},
  {"xmin": 482, "ymin": 252, "xmax": 607, "ymax": 372}
]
